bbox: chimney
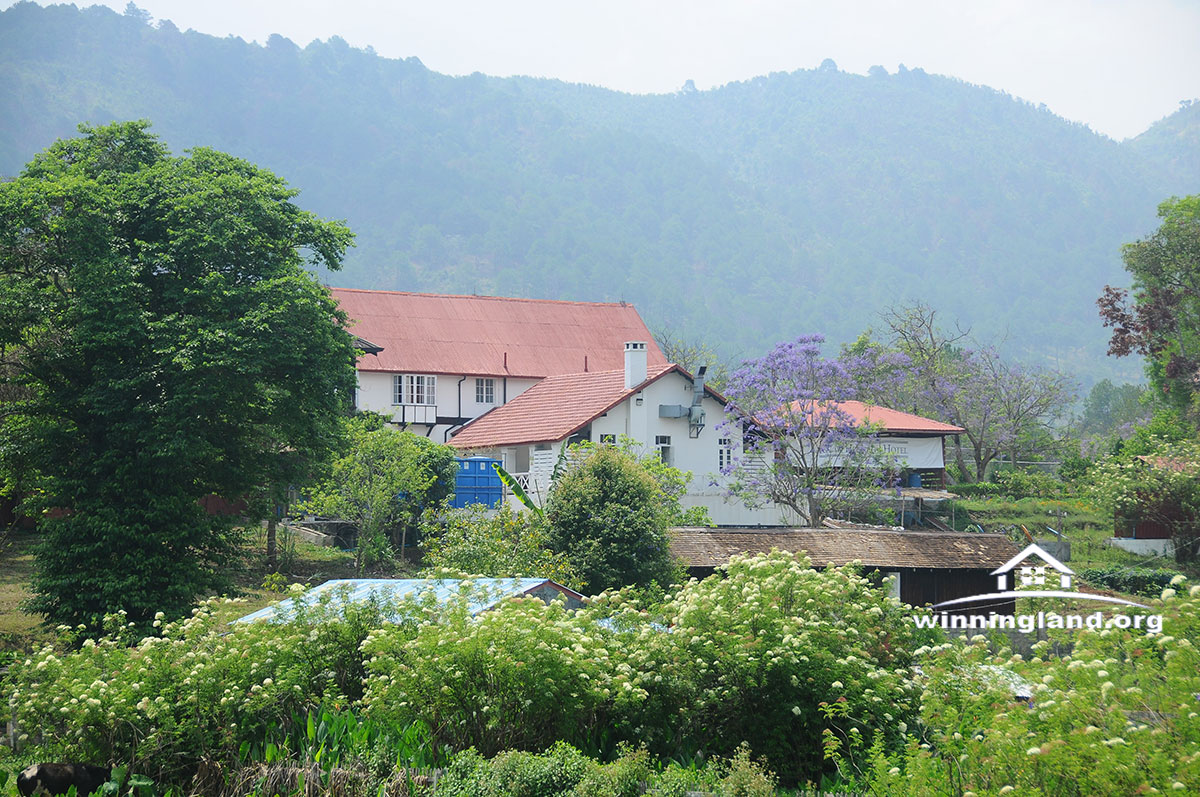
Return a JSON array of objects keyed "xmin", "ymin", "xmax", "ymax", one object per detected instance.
[{"xmin": 624, "ymin": 341, "xmax": 648, "ymax": 389}]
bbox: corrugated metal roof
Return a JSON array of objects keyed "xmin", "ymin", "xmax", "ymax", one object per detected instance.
[
  {"xmin": 331, "ymin": 288, "xmax": 667, "ymax": 378},
  {"xmin": 448, "ymin": 364, "xmax": 679, "ymax": 449},
  {"xmin": 671, "ymin": 528, "xmax": 1018, "ymax": 570},
  {"xmin": 235, "ymin": 578, "xmax": 581, "ymax": 623}
]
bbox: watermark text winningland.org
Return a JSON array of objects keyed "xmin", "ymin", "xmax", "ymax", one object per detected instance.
[
  {"xmin": 910, "ymin": 542, "xmax": 1165, "ymax": 635},
  {"xmin": 914, "ymin": 610, "xmax": 1163, "ymax": 635}
]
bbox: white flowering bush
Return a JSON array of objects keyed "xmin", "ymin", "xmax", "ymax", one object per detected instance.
[
  {"xmin": 362, "ymin": 595, "xmax": 627, "ymax": 756},
  {"xmin": 3, "ymin": 592, "xmax": 414, "ymax": 785},
  {"xmin": 5, "ymin": 554, "xmax": 932, "ymax": 789},
  {"xmin": 593, "ymin": 550, "xmax": 930, "ymax": 784},
  {"xmin": 853, "ymin": 581, "xmax": 1200, "ymax": 794}
]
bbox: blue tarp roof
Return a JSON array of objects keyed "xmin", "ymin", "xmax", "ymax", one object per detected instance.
[{"xmin": 235, "ymin": 578, "xmax": 568, "ymax": 624}]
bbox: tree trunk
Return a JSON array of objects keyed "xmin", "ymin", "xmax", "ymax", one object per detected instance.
[
  {"xmin": 807, "ymin": 494, "xmax": 822, "ymax": 528},
  {"xmin": 954, "ymin": 438, "xmax": 971, "ymax": 483},
  {"xmin": 266, "ymin": 516, "xmax": 277, "ymax": 571}
]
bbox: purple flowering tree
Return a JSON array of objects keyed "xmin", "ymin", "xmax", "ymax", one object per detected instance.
[
  {"xmin": 880, "ymin": 304, "xmax": 1075, "ymax": 481},
  {"xmin": 721, "ymin": 335, "xmax": 901, "ymax": 526}
]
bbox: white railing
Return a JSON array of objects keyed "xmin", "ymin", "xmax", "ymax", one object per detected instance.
[{"xmin": 391, "ymin": 404, "xmax": 437, "ymax": 424}]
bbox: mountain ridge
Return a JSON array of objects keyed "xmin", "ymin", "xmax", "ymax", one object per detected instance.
[{"xmin": 4, "ymin": 2, "xmax": 1197, "ymax": 383}]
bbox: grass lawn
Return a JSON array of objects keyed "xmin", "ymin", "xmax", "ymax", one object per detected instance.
[
  {"xmin": 0, "ymin": 529, "xmax": 44, "ymax": 656},
  {"xmin": 0, "ymin": 522, "xmax": 421, "ymax": 656}
]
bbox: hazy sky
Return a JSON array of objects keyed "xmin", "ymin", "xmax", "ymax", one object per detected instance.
[{"xmin": 13, "ymin": 0, "xmax": 1200, "ymax": 140}]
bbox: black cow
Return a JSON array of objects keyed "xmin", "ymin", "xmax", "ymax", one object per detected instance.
[{"xmin": 16, "ymin": 764, "xmax": 112, "ymax": 797}]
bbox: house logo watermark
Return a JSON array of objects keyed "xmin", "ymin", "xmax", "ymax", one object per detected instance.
[{"xmin": 911, "ymin": 543, "xmax": 1164, "ymax": 635}]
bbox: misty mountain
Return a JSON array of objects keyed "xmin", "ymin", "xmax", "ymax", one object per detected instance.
[{"xmin": 2, "ymin": 2, "xmax": 1195, "ymax": 383}]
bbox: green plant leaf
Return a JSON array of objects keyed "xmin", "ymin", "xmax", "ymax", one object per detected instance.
[{"xmin": 492, "ymin": 462, "xmax": 543, "ymax": 517}]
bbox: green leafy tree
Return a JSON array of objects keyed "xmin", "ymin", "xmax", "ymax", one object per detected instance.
[
  {"xmin": 0, "ymin": 121, "xmax": 357, "ymax": 630},
  {"xmin": 1077, "ymin": 378, "xmax": 1151, "ymax": 437},
  {"xmin": 1099, "ymin": 195, "xmax": 1200, "ymax": 418},
  {"xmin": 303, "ymin": 414, "xmax": 456, "ymax": 568},
  {"xmin": 419, "ymin": 504, "xmax": 580, "ymax": 588},
  {"xmin": 545, "ymin": 444, "xmax": 680, "ymax": 593}
]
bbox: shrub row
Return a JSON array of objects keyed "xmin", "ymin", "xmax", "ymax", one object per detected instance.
[
  {"xmin": 835, "ymin": 578, "xmax": 1200, "ymax": 794},
  {"xmin": 3, "ymin": 553, "xmax": 929, "ymax": 788},
  {"xmin": 1078, "ymin": 565, "xmax": 1183, "ymax": 598}
]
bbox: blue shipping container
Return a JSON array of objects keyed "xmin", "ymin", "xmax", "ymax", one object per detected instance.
[{"xmin": 452, "ymin": 456, "xmax": 503, "ymax": 508}]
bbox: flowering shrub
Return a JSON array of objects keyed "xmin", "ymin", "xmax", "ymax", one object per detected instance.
[
  {"xmin": 3, "ymin": 592, "xmax": 413, "ymax": 785},
  {"xmin": 593, "ymin": 550, "xmax": 931, "ymax": 784},
  {"xmin": 4, "ymin": 554, "xmax": 932, "ymax": 789},
  {"xmin": 362, "ymin": 596, "xmax": 626, "ymax": 756},
  {"xmin": 849, "ymin": 578, "xmax": 1200, "ymax": 794}
]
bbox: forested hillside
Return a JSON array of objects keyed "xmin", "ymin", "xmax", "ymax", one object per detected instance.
[{"xmin": 2, "ymin": 2, "xmax": 1194, "ymax": 380}]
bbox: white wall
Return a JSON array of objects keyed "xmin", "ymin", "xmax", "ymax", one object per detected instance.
[
  {"xmin": 817, "ymin": 435, "xmax": 946, "ymax": 469},
  {"xmin": 1108, "ymin": 538, "xmax": 1176, "ymax": 557},
  {"xmin": 355, "ymin": 370, "xmax": 539, "ymax": 442}
]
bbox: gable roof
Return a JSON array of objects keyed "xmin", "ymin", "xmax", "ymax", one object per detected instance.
[
  {"xmin": 790, "ymin": 400, "xmax": 964, "ymax": 435},
  {"xmin": 330, "ymin": 288, "xmax": 667, "ymax": 378},
  {"xmin": 448, "ymin": 363, "xmax": 678, "ymax": 449},
  {"xmin": 671, "ymin": 528, "xmax": 1019, "ymax": 570}
]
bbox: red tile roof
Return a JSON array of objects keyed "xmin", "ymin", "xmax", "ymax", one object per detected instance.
[
  {"xmin": 786, "ymin": 400, "xmax": 964, "ymax": 435},
  {"xmin": 330, "ymin": 288, "xmax": 667, "ymax": 378},
  {"xmin": 449, "ymin": 364, "xmax": 678, "ymax": 450}
]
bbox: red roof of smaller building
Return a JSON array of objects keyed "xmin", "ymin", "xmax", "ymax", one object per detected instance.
[
  {"xmin": 331, "ymin": 288, "xmax": 667, "ymax": 378},
  {"xmin": 786, "ymin": 400, "xmax": 963, "ymax": 435},
  {"xmin": 449, "ymin": 364, "xmax": 680, "ymax": 449}
]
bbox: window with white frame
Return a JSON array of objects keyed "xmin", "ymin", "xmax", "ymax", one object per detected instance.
[
  {"xmin": 655, "ymin": 434, "xmax": 673, "ymax": 466},
  {"xmin": 475, "ymin": 377, "xmax": 495, "ymax": 404},
  {"xmin": 718, "ymin": 438, "xmax": 732, "ymax": 470},
  {"xmin": 393, "ymin": 374, "xmax": 437, "ymax": 405}
]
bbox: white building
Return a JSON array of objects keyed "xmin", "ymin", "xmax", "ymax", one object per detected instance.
[
  {"xmin": 822, "ymin": 401, "xmax": 964, "ymax": 489},
  {"xmin": 331, "ymin": 288, "xmax": 670, "ymax": 444},
  {"xmin": 449, "ymin": 341, "xmax": 790, "ymax": 525}
]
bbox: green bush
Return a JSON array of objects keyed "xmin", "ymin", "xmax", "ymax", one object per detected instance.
[
  {"xmin": 593, "ymin": 551, "xmax": 934, "ymax": 784},
  {"xmin": 953, "ymin": 471, "xmax": 1069, "ymax": 500},
  {"xmin": 2, "ymin": 591, "xmax": 415, "ymax": 785},
  {"xmin": 545, "ymin": 445, "xmax": 680, "ymax": 593},
  {"xmin": 993, "ymin": 469, "xmax": 1068, "ymax": 499},
  {"xmin": 419, "ymin": 504, "xmax": 579, "ymax": 589},
  {"xmin": 846, "ymin": 576, "xmax": 1200, "ymax": 795},
  {"xmin": 1078, "ymin": 565, "xmax": 1183, "ymax": 598},
  {"xmin": 950, "ymin": 481, "xmax": 1003, "ymax": 498},
  {"xmin": 435, "ymin": 742, "xmax": 776, "ymax": 797}
]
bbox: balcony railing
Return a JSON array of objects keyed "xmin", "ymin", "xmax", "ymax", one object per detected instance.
[{"xmin": 391, "ymin": 404, "xmax": 437, "ymax": 425}]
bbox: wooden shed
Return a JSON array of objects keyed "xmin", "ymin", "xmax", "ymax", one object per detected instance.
[{"xmin": 671, "ymin": 527, "xmax": 1020, "ymax": 615}]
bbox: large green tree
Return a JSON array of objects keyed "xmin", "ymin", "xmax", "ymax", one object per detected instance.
[
  {"xmin": 0, "ymin": 121, "xmax": 357, "ymax": 629},
  {"xmin": 1099, "ymin": 195, "xmax": 1200, "ymax": 418}
]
